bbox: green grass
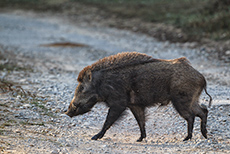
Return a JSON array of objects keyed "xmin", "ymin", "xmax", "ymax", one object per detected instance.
[
  {"xmin": 0, "ymin": 48, "xmax": 32, "ymax": 72},
  {"xmin": 0, "ymin": 63, "xmax": 25, "ymax": 71},
  {"xmin": 1, "ymin": 0, "xmax": 230, "ymax": 41},
  {"xmin": 31, "ymin": 101, "xmax": 48, "ymax": 112},
  {"xmin": 31, "ymin": 101, "xmax": 56, "ymax": 117},
  {"xmin": 76, "ymin": 0, "xmax": 230, "ymax": 41}
]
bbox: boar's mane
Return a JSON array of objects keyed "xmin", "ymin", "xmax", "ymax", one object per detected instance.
[
  {"xmin": 78, "ymin": 52, "xmax": 153, "ymax": 82},
  {"xmin": 77, "ymin": 52, "xmax": 190, "ymax": 82}
]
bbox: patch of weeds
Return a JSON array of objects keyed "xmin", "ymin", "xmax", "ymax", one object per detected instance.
[
  {"xmin": 1, "ymin": 0, "xmax": 230, "ymax": 41},
  {"xmin": 0, "ymin": 63, "xmax": 26, "ymax": 71},
  {"xmin": 31, "ymin": 101, "xmax": 39, "ymax": 106},
  {"xmin": 0, "ymin": 79, "xmax": 36, "ymax": 99},
  {"xmin": 0, "ymin": 0, "xmax": 62, "ymax": 12},
  {"xmin": 0, "ymin": 48, "xmax": 31, "ymax": 72},
  {"xmin": 31, "ymin": 101, "xmax": 47, "ymax": 111},
  {"xmin": 31, "ymin": 101, "xmax": 56, "ymax": 118},
  {"xmin": 0, "ymin": 0, "xmax": 41, "ymax": 8},
  {"xmin": 44, "ymin": 111, "xmax": 56, "ymax": 118},
  {"xmin": 0, "ymin": 45, "xmax": 34, "ymax": 74},
  {"xmin": 38, "ymin": 104, "xmax": 47, "ymax": 110},
  {"xmin": 77, "ymin": 0, "xmax": 230, "ymax": 41},
  {"xmin": 0, "ymin": 79, "xmax": 25, "ymax": 95},
  {"xmin": 7, "ymin": 119, "xmax": 16, "ymax": 123}
]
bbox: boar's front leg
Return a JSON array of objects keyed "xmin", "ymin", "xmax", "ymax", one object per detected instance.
[
  {"xmin": 91, "ymin": 105, "xmax": 126, "ymax": 140},
  {"xmin": 129, "ymin": 106, "xmax": 146, "ymax": 142}
]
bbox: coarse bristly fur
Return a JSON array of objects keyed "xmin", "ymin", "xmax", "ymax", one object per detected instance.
[
  {"xmin": 66, "ymin": 52, "xmax": 212, "ymax": 142},
  {"xmin": 77, "ymin": 52, "xmax": 161, "ymax": 82}
]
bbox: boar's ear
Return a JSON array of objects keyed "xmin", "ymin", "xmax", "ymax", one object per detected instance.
[
  {"xmin": 84, "ymin": 71, "xmax": 93, "ymax": 82},
  {"xmin": 87, "ymin": 71, "xmax": 92, "ymax": 82},
  {"xmin": 85, "ymin": 71, "xmax": 101, "ymax": 82}
]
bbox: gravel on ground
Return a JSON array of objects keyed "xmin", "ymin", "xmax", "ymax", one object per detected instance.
[{"xmin": 0, "ymin": 10, "xmax": 229, "ymax": 154}]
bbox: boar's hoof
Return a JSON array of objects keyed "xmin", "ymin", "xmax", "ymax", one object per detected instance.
[
  {"xmin": 202, "ymin": 131, "xmax": 208, "ymax": 139},
  {"xmin": 137, "ymin": 138, "xmax": 143, "ymax": 142},
  {"xmin": 136, "ymin": 136, "xmax": 146, "ymax": 142},
  {"xmin": 91, "ymin": 133, "xmax": 104, "ymax": 140},
  {"xmin": 91, "ymin": 135, "xmax": 98, "ymax": 140},
  {"xmin": 91, "ymin": 135, "xmax": 100, "ymax": 140},
  {"xmin": 183, "ymin": 135, "xmax": 192, "ymax": 141}
]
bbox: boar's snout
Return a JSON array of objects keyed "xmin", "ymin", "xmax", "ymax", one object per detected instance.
[
  {"xmin": 65, "ymin": 112, "xmax": 74, "ymax": 118},
  {"xmin": 65, "ymin": 103, "xmax": 78, "ymax": 118},
  {"xmin": 65, "ymin": 95, "xmax": 98, "ymax": 118},
  {"xmin": 65, "ymin": 109, "xmax": 72, "ymax": 118}
]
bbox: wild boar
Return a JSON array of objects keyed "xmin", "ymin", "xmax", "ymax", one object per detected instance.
[{"xmin": 65, "ymin": 52, "xmax": 212, "ymax": 142}]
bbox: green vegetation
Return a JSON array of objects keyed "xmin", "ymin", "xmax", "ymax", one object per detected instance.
[
  {"xmin": 31, "ymin": 101, "xmax": 48, "ymax": 112},
  {"xmin": 0, "ymin": 47, "xmax": 31, "ymax": 72},
  {"xmin": 31, "ymin": 101, "xmax": 56, "ymax": 117},
  {"xmin": 76, "ymin": 0, "xmax": 230, "ymax": 41},
  {"xmin": 0, "ymin": 63, "xmax": 25, "ymax": 71},
  {"xmin": 0, "ymin": 0, "xmax": 229, "ymax": 42}
]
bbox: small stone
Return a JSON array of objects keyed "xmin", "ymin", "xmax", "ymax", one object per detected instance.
[
  {"xmin": 102, "ymin": 145, "xmax": 107, "ymax": 148},
  {"xmin": 46, "ymin": 101, "xmax": 54, "ymax": 106},
  {"xmin": 60, "ymin": 114, "xmax": 68, "ymax": 117},
  {"xmin": 23, "ymin": 104, "xmax": 32, "ymax": 108},
  {"xmin": 15, "ymin": 130, "xmax": 21, "ymax": 133},
  {"xmin": 51, "ymin": 149, "xmax": 59, "ymax": 154},
  {"xmin": 32, "ymin": 107, "xmax": 38, "ymax": 111},
  {"xmin": 16, "ymin": 95, "xmax": 21, "ymax": 100},
  {"xmin": 225, "ymin": 50, "xmax": 230, "ymax": 55},
  {"xmin": 65, "ymin": 143, "xmax": 71, "ymax": 147}
]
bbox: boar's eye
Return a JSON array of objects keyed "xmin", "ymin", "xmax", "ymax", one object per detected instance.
[
  {"xmin": 72, "ymin": 103, "xmax": 80, "ymax": 111},
  {"xmin": 78, "ymin": 85, "xmax": 84, "ymax": 92}
]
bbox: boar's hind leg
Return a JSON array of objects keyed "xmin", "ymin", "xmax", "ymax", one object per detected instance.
[
  {"xmin": 195, "ymin": 104, "xmax": 208, "ymax": 139},
  {"xmin": 91, "ymin": 106, "xmax": 126, "ymax": 140},
  {"xmin": 183, "ymin": 115, "xmax": 195, "ymax": 141},
  {"xmin": 129, "ymin": 106, "xmax": 146, "ymax": 142},
  {"xmin": 171, "ymin": 95, "xmax": 195, "ymax": 141}
]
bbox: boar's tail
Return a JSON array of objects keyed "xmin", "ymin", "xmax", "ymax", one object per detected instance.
[{"xmin": 204, "ymin": 86, "xmax": 212, "ymax": 108}]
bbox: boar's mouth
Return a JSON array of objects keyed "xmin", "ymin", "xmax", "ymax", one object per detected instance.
[
  {"xmin": 65, "ymin": 95, "xmax": 98, "ymax": 118},
  {"xmin": 65, "ymin": 105, "xmax": 89, "ymax": 117}
]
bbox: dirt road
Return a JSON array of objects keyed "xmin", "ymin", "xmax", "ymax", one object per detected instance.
[{"xmin": 0, "ymin": 10, "xmax": 229, "ymax": 153}]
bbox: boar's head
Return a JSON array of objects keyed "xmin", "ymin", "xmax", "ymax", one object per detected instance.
[{"xmin": 65, "ymin": 70, "xmax": 100, "ymax": 118}]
